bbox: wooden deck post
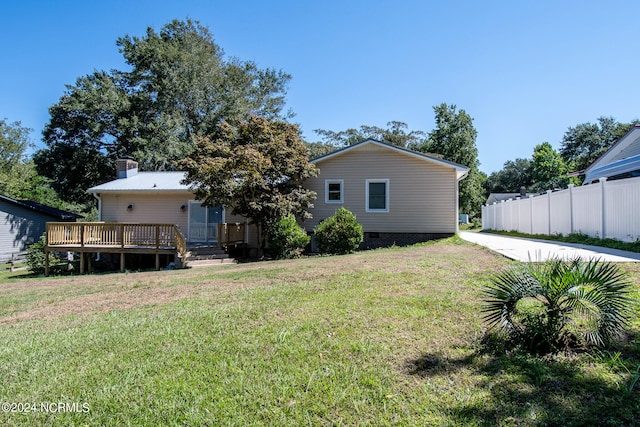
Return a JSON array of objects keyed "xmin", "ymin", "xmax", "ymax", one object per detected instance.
[
  {"xmin": 155, "ymin": 253, "xmax": 160, "ymax": 270},
  {"xmin": 120, "ymin": 253, "xmax": 125, "ymax": 272},
  {"xmin": 45, "ymin": 250, "xmax": 49, "ymax": 276},
  {"xmin": 79, "ymin": 252, "xmax": 85, "ymax": 274}
]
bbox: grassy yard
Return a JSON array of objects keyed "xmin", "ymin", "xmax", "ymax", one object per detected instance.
[{"xmin": 0, "ymin": 237, "xmax": 638, "ymax": 426}]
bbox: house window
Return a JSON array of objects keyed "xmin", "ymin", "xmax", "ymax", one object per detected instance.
[
  {"xmin": 325, "ymin": 179, "xmax": 343, "ymax": 203},
  {"xmin": 366, "ymin": 179, "xmax": 389, "ymax": 212}
]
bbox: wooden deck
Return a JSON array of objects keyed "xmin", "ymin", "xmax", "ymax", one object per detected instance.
[
  {"xmin": 45, "ymin": 222, "xmax": 188, "ymax": 275},
  {"xmin": 44, "ymin": 222, "xmax": 247, "ymax": 274}
]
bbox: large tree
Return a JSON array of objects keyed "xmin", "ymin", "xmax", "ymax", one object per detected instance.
[
  {"xmin": 0, "ymin": 119, "xmax": 33, "ymax": 199},
  {"xmin": 559, "ymin": 116, "xmax": 637, "ymax": 175},
  {"xmin": 0, "ymin": 119, "xmax": 77, "ymax": 211},
  {"xmin": 180, "ymin": 116, "xmax": 318, "ymax": 250},
  {"xmin": 485, "ymin": 158, "xmax": 533, "ymax": 194},
  {"xmin": 36, "ymin": 18, "xmax": 291, "ymax": 205},
  {"xmin": 0, "ymin": 118, "xmax": 31, "ymax": 173},
  {"xmin": 530, "ymin": 142, "xmax": 571, "ymax": 192},
  {"xmin": 414, "ymin": 103, "xmax": 484, "ymax": 217}
]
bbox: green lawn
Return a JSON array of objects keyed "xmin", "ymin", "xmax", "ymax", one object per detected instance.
[{"xmin": 0, "ymin": 237, "xmax": 638, "ymax": 426}]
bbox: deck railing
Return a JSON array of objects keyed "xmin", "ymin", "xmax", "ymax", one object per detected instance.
[
  {"xmin": 217, "ymin": 222, "xmax": 246, "ymax": 247},
  {"xmin": 46, "ymin": 222, "xmax": 186, "ymax": 250},
  {"xmin": 44, "ymin": 222, "xmax": 254, "ymax": 274}
]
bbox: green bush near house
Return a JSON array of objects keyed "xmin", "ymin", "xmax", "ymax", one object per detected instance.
[
  {"xmin": 26, "ymin": 233, "xmax": 67, "ymax": 275},
  {"xmin": 314, "ymin": 207, "xmax": 364, "ymax": 255},
  {"xmin": 267, "ymin": 214, "xmax": 310, "ymax": 259},
  {"xmin": 25, "ymin": 234, "xmax": 48, "ymax": 275}
]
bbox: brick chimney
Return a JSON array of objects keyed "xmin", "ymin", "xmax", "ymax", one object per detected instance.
[{"xmin": 116, "ymin": 157, "xmax": 138, "ymax": 179}]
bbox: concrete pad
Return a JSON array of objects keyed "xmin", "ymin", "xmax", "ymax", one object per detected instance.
[{"xmin": 459, "ymin": 231, "xmax": 640, "ymax": 263}]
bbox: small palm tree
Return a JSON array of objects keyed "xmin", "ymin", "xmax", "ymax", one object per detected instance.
[{"xmin": 482, "ymin": 258, "xmax": 633, "ymax": 354}]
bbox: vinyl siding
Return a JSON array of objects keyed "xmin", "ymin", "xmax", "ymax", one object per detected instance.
[
  {"xmin": 100, "ymin": 193, "xmax": 192, "ymax": 235},
  {"xmin": 99, "ymin": 193, "xmax": 258, "ymax": 246},
  {"xmin": 616, "ymin": 139, "xmax": 640, "ymax": 160},
  {"xmin": 306, "ymin": 143, "xmax": 459, "ymax": 233},
  {"xmin": 0, "ymin": 200, "xmax": 54, "ymax": 261}
]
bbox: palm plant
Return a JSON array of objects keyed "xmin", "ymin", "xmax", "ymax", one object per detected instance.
[{"xmin": 482, "ymin": 258, "xmax": 633, "ymax": 354}]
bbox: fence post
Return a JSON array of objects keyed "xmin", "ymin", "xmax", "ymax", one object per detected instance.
[
  {"xmin": 600, "ymin": 177, "xmax": 607, "ymax": 239},
  {"xmin": 492, "ymin": 202, "xmax": 497, "ymax": 230},
  {"xmin": 482, "ymin": 205, "xmax": 488, "ymax": 229},
  {"xmin": 568, "ymin": 184, "xmax": 575, "ymax": 235},
  {"xmin": 515, "ymin": 197, "xmax": 521, "ymax": 232}
]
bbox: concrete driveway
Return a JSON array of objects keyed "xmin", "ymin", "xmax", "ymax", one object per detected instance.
[{"xmin": 459, "ymin": 231, "xmax": 640, "ymax": 263}]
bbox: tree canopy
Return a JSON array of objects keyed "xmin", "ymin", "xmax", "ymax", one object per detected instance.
[
  {"xmin": 36, "ymin": 18, "xmax": 292, "ymax": 205},
  {"xmin": 530, "ymin": 142, "xmax": 571, "ymax": 192},
  {"xmin": 0, "ymin": 119, "xmax": 79, "ymax": 211},
  {"xmin": 0, "ymin": 118, "xmax": 31, "ymax": 172},
  {"xmin": 485, "ymin": 158, "xmax": 533, "ymax": 194},
  {"xmin": 559, "ymin": 116, "xmax": 637, "ymax": 174},
  {"xmin": 486, "ymin": 116, "xmax": 637, "ymax": 197},
  {"xmin": 314, "ymin": 121, "xmax": 425, "ymax": 150},
  {"xmin": 0, "ymin": 119, "xmax": 33, "ymax": 199},
  {"xmin": 180, "ymin": 116, "xmax": 318, "ymax": 249}
]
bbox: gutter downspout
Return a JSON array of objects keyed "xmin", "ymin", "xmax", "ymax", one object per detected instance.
[
  {"xmin": 92, "ymin": 192, "xmax": 102, "ymax": 221},
  {"xmin": 92, "ymin": 192, "xmax": 102, "ymax": 260}
]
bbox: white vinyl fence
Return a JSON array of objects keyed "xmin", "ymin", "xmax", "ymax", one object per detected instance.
[{"xmin": 482, "ymin": 176, "xmax": 640, "ymax": 242}]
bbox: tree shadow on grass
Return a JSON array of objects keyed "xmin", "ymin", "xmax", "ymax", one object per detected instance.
[{"xmin": 406, "ymin": 333, "xmax": 640, "ymax": 427}]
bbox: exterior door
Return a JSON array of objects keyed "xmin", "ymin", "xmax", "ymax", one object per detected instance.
[{"xmin": 188, "ymin": 202, "xmax": 223, "ymax": 243}]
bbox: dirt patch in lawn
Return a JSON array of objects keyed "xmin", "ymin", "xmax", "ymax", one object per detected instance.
[{"xmin": 0, "ymin": 241, "xmax": 506, "ymax": 326}]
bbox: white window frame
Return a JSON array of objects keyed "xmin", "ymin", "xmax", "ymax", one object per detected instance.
[
  {"xmin": 325, "ymin": 179, "xmax": 344, "ymax": 204},
  {"xmin": 365, "ymin": 179, "xmax": 389, "ymax": 213}
]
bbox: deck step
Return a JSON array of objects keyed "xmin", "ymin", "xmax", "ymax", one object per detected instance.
[{"xmin": 186, "ymin": 258, "xmax": 236, "ymax": 268}]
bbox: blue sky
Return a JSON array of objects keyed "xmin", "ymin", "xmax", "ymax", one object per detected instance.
[{"xmin": 1, "ymin": 0, "xmax": 639, "ymax": 174}]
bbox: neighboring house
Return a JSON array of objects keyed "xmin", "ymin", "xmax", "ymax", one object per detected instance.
[
  {"xmin": 86, "ymin": 159, "xmax": 258, "ymax": 247},
  {"xmin": 86, "ymin": 141, "xmax": 469, "ymax": 251},
  {"xmin": 305, "ymin": 139, "xmax": 469, "ymax": 248},
  {"xmin": 583, "ymin": 124, "xmax": 640, "ymax": 184},
  {"xmin": 485, "ymin": 191, "xmax": 534, "ymax": 206},
  {"xmin": 0, "ymin": 194, "xmax": 79, "ymax": 262}
]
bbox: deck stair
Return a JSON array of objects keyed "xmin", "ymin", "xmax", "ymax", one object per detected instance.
[{"xmin": 184, "ymin": 245, "xmax": 236, "ymax": 268}]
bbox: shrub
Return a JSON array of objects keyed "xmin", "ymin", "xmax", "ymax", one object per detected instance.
[
  {"xmin": 26, "ymin": 233, "xmax": 68, "ymax": 275},
  {"xmin": 314, "ymin": 208, "xmax": 363, "ymax": 255},
  {"xmin": 482, "ymin": 258, "xmax": 633, "ymax": 354},
  {"xmin": 26, "ymin": 233, "xmax": 48, "ymax": 275},
  {"xmin": 267, "ymin": 215, "xmax": 310, "ymax": 259}
]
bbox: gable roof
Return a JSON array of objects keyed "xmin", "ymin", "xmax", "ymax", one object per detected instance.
[
  {"xmin": 583, "ymin": 124, "xmax": 640, "ymax": 183},
  {"xmin": 87, "ymin": 172, "xmax": 190, "ymax": 193},
  {"xmin": 311, "ymin": 139, "xmax": 469, "ymax": 180},
  {"xmin": 0, "ymin": 194, "xmax": 80, "ymax": 221}
]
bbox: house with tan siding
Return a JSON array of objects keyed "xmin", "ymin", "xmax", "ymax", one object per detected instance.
[
  {"xmin": 87, "ymin": 159, "xmax": 258, "ymax": 250},
  {"xmin": 305, "ymin": 139, "xmax": 469, "ymax": 248},
  {"xmin": 86, "ymin": 140, "xmax": 468, "ymax": 253}
]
